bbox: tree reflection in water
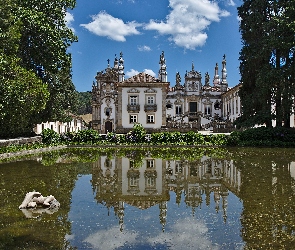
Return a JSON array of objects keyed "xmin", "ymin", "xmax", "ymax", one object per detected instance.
[{"xmin": 1, "ymin": 147, "xmax": 295, "ymax": 249}]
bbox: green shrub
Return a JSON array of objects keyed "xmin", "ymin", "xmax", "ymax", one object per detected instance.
[
  {"xmin": 184, "ymin": 131, "xmax": 205, "ymax": 145},
  {"xmin": 227, "ymin": 131, "xmax": 241, "ymax": 146},
  {"xmin": 132, "ymin": 123, "xmax": 147, "ymax": 143},
  {"xmin": 205, "ymin": 134, "xmax": 227, "ymax": 146},
  {"xmin": 227, "ymin": 127, "xmax": 295, "ymax": 147},
  {"xmin": 41, "ymin": 129, "xmax": 61, "ymax": 145},
  {"xmin": 105, "ymin": 132, "xmax": 117, "ymax": 143},
  {"xmin": 73, "ymin": 129, "xmax": 102, "ymax": 144}
]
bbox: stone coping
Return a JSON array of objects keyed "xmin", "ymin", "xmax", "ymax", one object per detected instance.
[
  {"xmin": 0, "ymin": 136, "xmax": 42, "ymax": 147},
  {"xmin": 0, "ymin": 145, "xmax": 66, "ymax": 160}
]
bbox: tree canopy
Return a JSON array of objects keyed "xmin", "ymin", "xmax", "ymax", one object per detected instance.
[
  {"xmin": 0, "ymin": 0, "xmax": 78, "ymax": 138},
  {"xmin": 237, "ymin": 0, "xmax": 295, "ymax": 128}
]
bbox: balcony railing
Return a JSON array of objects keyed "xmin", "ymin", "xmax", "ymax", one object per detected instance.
[
  {"xmin": 144, "ymin": 104, "xmax": 157, "ymax": 112},
  {"xmin": 127, "ymin": 104, "xmax": 140, "ymax": 112}
]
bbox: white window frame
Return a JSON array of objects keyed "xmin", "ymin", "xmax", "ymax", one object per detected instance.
[
  {"xmin": 147, "ymin": 114, "xmax": 155, "ymax": 124},
  {"xmin": 175, "ymin": 104, "xmax": 182, "ymax": 115},
  {"xmin": 147, "ymin": 177, "xmax": 156, "ymax": 187},
  {"xmin": 130, "ymin": 114, "xmax": 138, "ymax": 124},
  {"xmin": 130, "ymin": 177, "xmax": 138, "ymax": 187},
  {"xmin": 146, "ymin": 95, "xmax": 155, "ymax": 104},
  {"xmin": 130, "ymin": 96, "xmax": 138, "ymax": 105},
  {"xmin": 146, "ymin": 159, "xmax": 155, "ymax": 168},
  {"xmin": 204, "ymin": 105, "xmax": 211, "ymax": 115}
]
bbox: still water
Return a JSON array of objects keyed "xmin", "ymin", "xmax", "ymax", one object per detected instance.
[{"xmin": 1, "ymin": 147, "xmax": 295, "ymax": 250}]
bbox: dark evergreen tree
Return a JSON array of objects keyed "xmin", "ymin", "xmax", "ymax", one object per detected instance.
[{"xmin": 237, "ymin": 0, "xmax": 295, "ymax": 128}]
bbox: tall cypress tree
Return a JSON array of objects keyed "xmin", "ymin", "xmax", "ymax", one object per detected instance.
[{"xmin": 237, "ymin": 0, "xmax": 295, "ymax": 128}]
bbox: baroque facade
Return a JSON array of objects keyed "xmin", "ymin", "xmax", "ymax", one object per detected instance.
[
  {"xmin": 91, "ymin": 154, "xmax": 240, "ymax": 231},
  {"xmin": 92, "ymin": 51, "xmax": 233, "ymax": 134}
]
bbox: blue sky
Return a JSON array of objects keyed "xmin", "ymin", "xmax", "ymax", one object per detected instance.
[{"xmin": 66, "ymin": 0, "xmax": 242, "ymax": 92}]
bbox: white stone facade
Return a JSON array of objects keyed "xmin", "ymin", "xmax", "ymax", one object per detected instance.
[
  {"xmin": 92, "ymin": 51, "xmax": 231, "ymax": 133},
  {"xmin": 34, "ymin": 117, "xmax": 83, "ymax": 135}
]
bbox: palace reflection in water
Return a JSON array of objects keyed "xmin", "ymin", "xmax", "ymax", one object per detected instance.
[
  {"xmin": 2, "ymin": 148, "xmax": 295, "ymax": 249},
  {"xmin": 91, "ymin": 154, "xmax": 242, "ymax": 232}
]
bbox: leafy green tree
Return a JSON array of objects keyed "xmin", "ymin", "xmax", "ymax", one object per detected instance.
[
  {"xmin": 15, "ymin": 0, "xmax": 78, "ymax": 123},
  {"xmin": 0, "ymin": 0, "xmax": 78, "ymax": 138},
  {"xmin": 0, "ymin": 0, "xmax": 49, "ymax": 138},
  {"xmin": 237, "ymin": 0, "xmax": 295, "ymax": 128}
]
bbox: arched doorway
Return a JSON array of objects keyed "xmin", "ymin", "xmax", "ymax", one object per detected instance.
[{"xmin": 105, "ymin": 121, "xmax": 112, "ymax": 134}]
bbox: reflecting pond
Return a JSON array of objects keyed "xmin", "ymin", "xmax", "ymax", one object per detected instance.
[{"xmin": 1, "ymin": 147, "xmax": 295, "ymax": 249}]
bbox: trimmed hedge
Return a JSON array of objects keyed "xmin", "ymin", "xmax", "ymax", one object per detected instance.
[
  {"xmin": 227, "ymin": 127, "xmax": 295, "ymax": 147},
  {"xmin": 40, "ymin": 124, "xmax": 227, "ymax": 146},
  {"xmin": 40, "ymin": 125, "xmax": 295, "ymax": 148}
]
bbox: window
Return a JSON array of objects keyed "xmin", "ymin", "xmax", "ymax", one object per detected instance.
[
  {"xmin": 105, "ymin": 108, "xmax": 110, "ymax": 116},
  {"xmin": 236, "ymin": 100, "xmax": 238, "ymax": 114},
  {"xmin": 175, "ymin": 105, "xmax": 182, "ymax": 115},
  {"xmin": 147, "ymin": 96, "xmax": 154, "ymax": 104},
  {"xmin": 204, "ymin": 105, "xmax": 211, "ymax": 115},
  {"xmin": 147, "ymin": 159, "xmax": 155, "ymax": 168},
  {"xmin": 130, "ymin": 96, "xmax": 137, "ymax": 105},
  {"xmin": 129, "ymin": 177, "xmax": 138, "ymax": 187},
  {"xmin": 130, "ymin": 114, "xmax": 137, "ymax": 123},
  {"xmin": 147, "ymin": 177, "xmax": 155, "ymax": 187},
  {"xmin": 147, "ymin": 114, "xmax": 155, "ymax": 124},
  {"xmin": 175, "ymin": 162, "xmax": 182, "ymax": 173},
  {"xmin": 232, "ymin": 100, "xmax": 234, "ymax": 115}
]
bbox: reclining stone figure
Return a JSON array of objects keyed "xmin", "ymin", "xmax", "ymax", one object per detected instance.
[{"xmin": 19, "ymin": 191, "xmax": 60, "ymax": 218}]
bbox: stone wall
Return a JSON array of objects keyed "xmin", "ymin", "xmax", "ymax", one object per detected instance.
[{"xmin": 0, "ymin": 136, "xmax": 42, "ymax": 147}]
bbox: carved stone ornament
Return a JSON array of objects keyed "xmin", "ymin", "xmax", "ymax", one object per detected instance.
[
  {"xmin": 174, "ymin": 96, "xmax": 183, "ymax": 104},
  {"xmin": 188, "ymin": 81, "xmax": 199, "ymax": 91},
  {"xmin": 127, "ymin": 88, "xmax": 140, "ymax": 93},
  {"xmin": 144, "ymin": 88, "xmax": 157, "ymax": 93},
  {"xmin": 186, "ymin": 94, "xmax": 199, "ymax": 102},
  {"xmin": 105, "ymin": 97, "xmax": 112, "ymax": 106}
]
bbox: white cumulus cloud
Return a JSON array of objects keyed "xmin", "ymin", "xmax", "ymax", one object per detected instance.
[
  {"xmin": 125, "ymin": 68, "xmax": 156, "ymax": 78},
  {"xmin": 144, "ymin": 0, "xmax": 230, "ymax": 50},
  {"xmin": 148, "ymin": 217, "xmax": 219, "ymax": 250},
  {"xmin": 65, "ymin": 12, "xmax": 75, "ymax": 32},
  {"xmin": 227, "ymin": 0, "xmax": 236, "ymax": 6},
  {"xmin": 80, "ymin": 11, "xmax": 141, "ymax": 42},
  {"xmin": 138, "ymin": 45, "xmax": 152, "ymax": 52},
  {"xmin": 143, "ymin": 69, "xmax": 156, "ymax": 77},
  {"xmin": 83, "ymin": 226, "xmax": 138, "ymax": 250},
  {"xmin": 126, "ymin": 69, "xmax": 140, "ymax": 78}
]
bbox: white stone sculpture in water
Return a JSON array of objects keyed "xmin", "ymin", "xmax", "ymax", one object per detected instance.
[{"xmin": 19, "ymin": 191, "xmax": 60, "ymax": 218}]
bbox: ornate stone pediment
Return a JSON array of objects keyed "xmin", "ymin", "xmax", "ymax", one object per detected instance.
[
  {"xmin": 186, "ymin": 94, "xmax": 200, "ymax": 102},
  {"xmin": 127, "ymin": 88, "xmax": 140, "ymax": 93},
  {"xmin": 144, "ymin": 88, "xmax": 157, "ymax": 93},
  {"xmin": 125, "ymin": 73, "xmax": 159, "ymax": 83}
]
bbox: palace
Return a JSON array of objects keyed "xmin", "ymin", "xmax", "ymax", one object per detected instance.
[{"xmin": 91, "ymin": 51, "xmax": 237, "ymax": 134}]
